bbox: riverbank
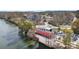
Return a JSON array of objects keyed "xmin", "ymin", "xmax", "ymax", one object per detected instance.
[{"xmin": 0, "ymin": 19, "xmax": 40, "ymax": 49}]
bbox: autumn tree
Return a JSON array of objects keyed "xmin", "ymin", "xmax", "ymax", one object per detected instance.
[
  {"xmin": 18, "ymin": 19, "xmax": 35, "ymax": 36},
  {"xmin": 72, "ymin": 19, "xmax": 79, "ymax": 34},
  {"xmin": 71, "ymin": 11, "xmax": 79, "ymax": 34}
]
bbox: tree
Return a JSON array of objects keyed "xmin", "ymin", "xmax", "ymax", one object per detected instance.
[
  {"xmin": 62, "ymin": 28, "xmax": 72, "ymax": 48},
  {"xmin": 72, "ymin": 19, "xmax": 79, "ymax": 34},
  {"xmin": 63, "ymin": 32, "xmax": 72, "ymax": 48},
  {"xmin": 18, "ymin": 19, "xmax": 35, "ymax": 36}
]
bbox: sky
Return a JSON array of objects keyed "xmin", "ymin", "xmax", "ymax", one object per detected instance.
[{"xmin": 0, "ymin": 0, "xmax": 79, "ymax": 11}]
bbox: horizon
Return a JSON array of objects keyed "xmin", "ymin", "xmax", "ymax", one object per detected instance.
[{"xmin": 0, "ymin": 10, "xmax": 77, "ymax": 12}]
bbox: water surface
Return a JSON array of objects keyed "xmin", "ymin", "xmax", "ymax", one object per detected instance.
[{"xmin": 0, "ymin": 19, "xmax": 38, "ymax": 49}]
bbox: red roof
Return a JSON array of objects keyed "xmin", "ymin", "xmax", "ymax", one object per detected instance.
[{"xmin": 35, "ymin": 29, "xmax": 54, "ymax": 39}]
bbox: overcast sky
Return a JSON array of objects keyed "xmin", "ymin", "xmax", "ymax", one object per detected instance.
[{"xmin": 0, "ymin": 0, "xmax": 79, "ymax": 11}]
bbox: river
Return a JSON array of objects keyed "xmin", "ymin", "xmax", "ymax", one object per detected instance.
[
  {"xmin": 0, "ymin": 19, "xmax": 39, "ymax": 49},
  {"xmin": 0, "ymin": 19, "xmax": 53, "ymax": 49}
]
